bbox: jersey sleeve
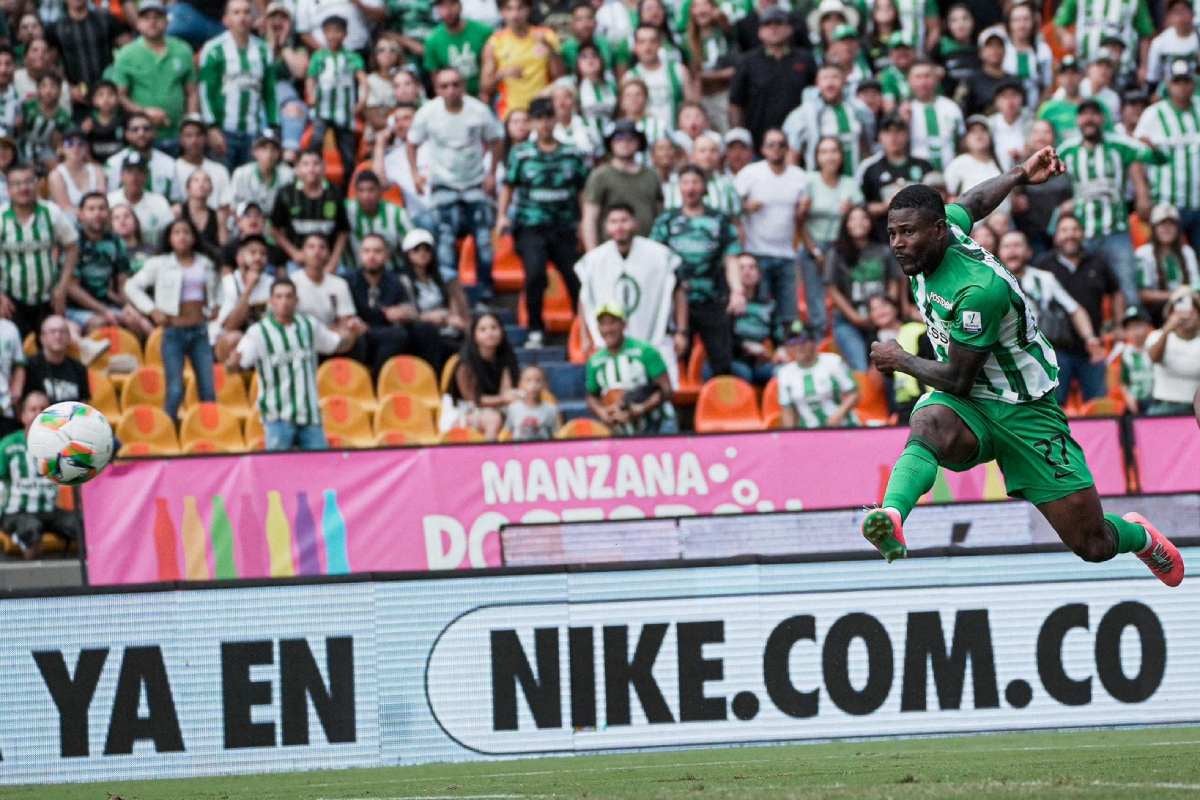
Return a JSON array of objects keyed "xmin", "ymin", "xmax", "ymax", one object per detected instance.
[
  {"xmin": 313, "ymin": 319, "xmax": 343, "ymax": 354},
  {"xmin": 945, "ymin": 203, "xmax": 973, "ymax": 234},
  {"xmin": 640, "ymin": 342, "xmax": 668, "ymax": 381},
  {"xmin": 50, "ymin": 205, "xmax": 79, "ymax": 246},
  {"xmin": 833, "ymin": 356, "xmax": 857, "ymax": 394},
  {"xmin": 236, "ymin": 324, "xmax": 263, "ymax": 369},
  {"xmin": 949, "ymin": 278, "xmax": 1008, "ymax": 351},
  {"xmin": 585, "ymin": 357, "xmax": 601, "ymax": 396}
]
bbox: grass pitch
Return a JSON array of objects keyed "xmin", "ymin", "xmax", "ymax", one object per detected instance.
[{"xmin": 19, "ymin": 726, "xmax": 1200, "ymax": 800}]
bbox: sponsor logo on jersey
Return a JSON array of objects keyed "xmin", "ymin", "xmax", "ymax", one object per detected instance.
[
  {"xmin": 929, "ymin": 292, "xmax": 953, "ymax": 309},
  {"xmin": 962, "ymin": 311, "xmax": 982, "ymax": 332}
]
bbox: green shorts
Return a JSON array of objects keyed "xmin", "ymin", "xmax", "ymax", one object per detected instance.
[{"xmin": 912, "ymin": 391, "xmax": 1095, "ymax": 506}]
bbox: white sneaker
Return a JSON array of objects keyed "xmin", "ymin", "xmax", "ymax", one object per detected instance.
[
  {"xmin": 77, "ymin": 337, "xmax": 111, "ymax": 366},
  {"xmin": 525, "ymin": 331, "xmax": 544, "ymax": 349},
  {"xmin": 106, "ymin": 354, "xmax": 139, "ymax": 374}
]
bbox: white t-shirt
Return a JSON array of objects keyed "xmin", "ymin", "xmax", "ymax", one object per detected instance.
[
  {"xmin": 989, "ymin": 111, "xmax": 1033, "ymax": 172},
  {"xmin": 294, "ymin": 0, "xmax": 383, "ymax": 51},
  {"xmin": 1147, "ymin": 28, "xmax": 1200, "ymax": 84},
  {"xmin": 1146, "ymin": 329, "xmax": 1200, "ymax": 404},
  {"xmin": 734, "ymin": 161, "xmax": 807, "ymax": 258},
  {"xmin": 106, "ymin": 188, "xmax": 173, "ymax": 250},
  {"xmin": 292, "ymin": 270, "xmax": 356, "ymax": 327},
  {"xmin": 173, "ymin": 157, "xmax": 231, "ymax": 209},
  {"xmin": 0, "ymin": 318, "xmax": 23, "ymax": 416},
  {"xmin": 407, "ymin": 96, "xmax": 504, "ymax": 192},
  {"xmin": 383, "ymin": 141, "xmax": 433, "ymax": 218},
  {"xmin": 215, "ymin": 270, "xmax": 274, "ymax": 330},
  {"xmin": 944, "ymin": 154, "xmax": 1010, "ymax": 219}
]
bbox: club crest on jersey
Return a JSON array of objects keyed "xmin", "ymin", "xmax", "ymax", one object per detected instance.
[{"xmin": 962, "ymin": 311, "xmax": 982, "ymax": 332}]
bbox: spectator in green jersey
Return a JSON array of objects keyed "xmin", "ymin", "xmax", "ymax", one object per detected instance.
[
  {"xmin": 111, "ymin": 0, "xmax": 198, "ymax": 152},
  {"xmin": 585, "ymin": 303, "xmax": 677, "ymax": 436},
  {"xmin": 423, "ymin": 0, "xmax": 493, "ymax": 97},
  {"xmin": 305, "ymin": 16, "xmax": 367, "ymax": 190}
]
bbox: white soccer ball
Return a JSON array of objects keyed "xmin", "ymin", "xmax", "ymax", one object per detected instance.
[{"xmin": 26, "ymin": 401, "xmax": 115, "ymax": 486}]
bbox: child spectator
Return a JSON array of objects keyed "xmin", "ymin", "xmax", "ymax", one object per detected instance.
[
  {"xmin": 306, "ymin": 15, "xmax": 366, "ymax": 188},
  {"xmin": 20, "ymin": 72, "xmax": 70, "ymax": 170},
  {"xmin": 450, "ymin": 312, "xmax": 520, "ymax": 440},
  {"xmin": 81, "ymin": 80, "xmax": 124, "ymax": 163},
  {"xmin": 504, "ymin": 365, "xmax": 561, "ymax": 440},
  {"xmin": 0, "ymin": 390, "xmax": 81, "ymax": 559},
  {"xmin": 868, "ymin": 294, "xmax": 931, "ymax": 424},
  {"xmin": 776, "ymin": 322, "xmax": 860, "ymax": 429},
  {"xmin": 1115, "ymin": 306, "xmax": 1155, "ymax": 415}
]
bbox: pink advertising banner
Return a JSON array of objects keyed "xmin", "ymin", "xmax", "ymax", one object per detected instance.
[
  {"xmin": 1133, "ymin": 416, "xmax": 1200, "ymax": 493},
  {"xmin": 81, "ymin": 421, "xmax": 1127, "ymax": 585}
]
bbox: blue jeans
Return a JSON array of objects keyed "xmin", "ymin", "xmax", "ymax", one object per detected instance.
[
  {"xmin": 754, "ymin": 254, "xmax": 797, "ymax": 328},
  {"xmin": 222, "ymin": 130, "xmax": 255, "ymax": 172},
  {"xmin": 796, "ymin": 248, "xmax": 827, "ymax": 331},
  {"xmin": 264, "ymin": 420, "xmax": 328, "ymax": 451},
  {"xmin": 432, "ymin": 189, "xmax": 494, "ymax": 294},
  {"xmin": 1054, "ymin": 350, "xmax": 1107, "ymax": 405},
  {"xmin": 166, "ymin": 1, "xmax": 225, "ymax": 48},
  {"xmin": 162, "ymin": 324, "xmax": 215, "ymax": 419},
  {"xmin": 832, "ymin": 311, "xmax": 869, "ymax": 372},
  {"xmin": 1085, "ymin": 232, "xmax": 1137, "ymax": 305}
]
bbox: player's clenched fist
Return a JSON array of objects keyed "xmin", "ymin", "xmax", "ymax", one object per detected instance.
[{"xmin": 870, "ymin": 339, "xmax": 906, "ymax": 374}]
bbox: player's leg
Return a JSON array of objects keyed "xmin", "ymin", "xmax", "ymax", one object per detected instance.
[{"xmin": 863, "ymin": 400, "xmax": 982, "ymax": 562}]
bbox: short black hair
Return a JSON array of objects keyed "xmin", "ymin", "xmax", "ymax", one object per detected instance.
[
  {"xmin": 888, "ymin": 183, "xmax": 945, "ymax": 222},
  {"xmin": 78, "ymin": 191, "xmax": 107, "ymax": 209},
  {"xmin": 606, "ymin": 202, "xmax": 636, "ymax": 218},
  {"xmin": 354, "ymin": 169, "xmax": 380, "ymax": 186},
  {"xmin": 678, "ymin": 164, "xmax": 707, "ymax": 183},
  {"xmin": 300, "ymin": 232, "xmax": 329, "ymax": 248},
  {"xmin": 271, "ymin": 276, "xmax": 297, "ymax": 294}
]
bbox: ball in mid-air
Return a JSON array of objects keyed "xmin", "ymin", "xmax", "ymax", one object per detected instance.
[{"xmin": 27, "ymin": 401, "xmax": 114, "ymax": 485}]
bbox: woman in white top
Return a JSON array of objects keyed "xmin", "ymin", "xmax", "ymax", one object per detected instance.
[
  {"xmin": 574, "ymin": 45, "xmax": 618, "ymax": 146},
  {"xmin": 944, "ymin": 116, "xmax": 1009, "ymax": 219},
  {"xmin": 1135, "ymin": 205, "xmax": 1200, "ymax": 326},
  {"xmin": 1146, "ymin": 286, "xmax": 1200, "ymax": 416},
  {"xmin": 125, "ymin": 219, "xmax": 219, "ymax": 420},
  {"xmin": 798, "ymin": 136, "xmax": 864, "ymax": 255},
  {"xmin": 47, "ymin": 132, "xmax": 105, "ymax": 217}
]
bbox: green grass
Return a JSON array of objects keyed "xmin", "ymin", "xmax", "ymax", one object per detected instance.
[{"xmin": 17, "ymin": 726, "xmax": 1200, "ymax": 800}]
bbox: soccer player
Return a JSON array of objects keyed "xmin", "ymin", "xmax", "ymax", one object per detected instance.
[{"xmin": 863, "ymin": 145, "xmax": 1185, "ymax": 588}]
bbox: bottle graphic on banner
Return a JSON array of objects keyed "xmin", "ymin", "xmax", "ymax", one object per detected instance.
[
  {"xmin": 181, "ymin": 495, "xmax": 210, "ymax": 580},
  {"xmin": 210, "ymin": 495, "xmax": 237, "ymax": 579},
  {"xmin": 266, "ymin": 490, "xmax": 296, "ymax": 577},
  {"xmin": 239, "ymin": 493, "xmax": 269, "ymax": 578},
  {"xmin": 153, "ymin": 498, "xmax": 181, "ymax": 581},
  {"xmin": 322, "ymin": 489, "xmax": 350, "ymax": 574},
  {"xmin": 294, "ymin": 490, "xmax": 322, "ymax": 575}
]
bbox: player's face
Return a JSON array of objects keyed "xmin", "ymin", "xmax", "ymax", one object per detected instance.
[{"xmin": 887, "ymin": 207, "xmax": 944, "ymax": 276}]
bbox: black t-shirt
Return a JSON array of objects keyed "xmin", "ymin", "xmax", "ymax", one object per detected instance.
[
  {"xmin": 25, "ymin": 355, "xmax": 90, "ymax": 403},
  {"xmin": 348, "ymin": 269, "xmax": 413, "ymax": 328},
  {"xmin": 961, "ymin": 70, "xmax": 1016, "ymax": 116},
  {"xmin": 860, "ymin": 153, "xmax": 933, "ymax": 240},
  {"xmin": 86, "ymin": 112, "xmax": 124, "ymax": 163},
  {"xmin": 729, "ymin": 46, "xmax": 817, "ymax": 148},
  {"xmin": 270, "ymin": 182, "xmax": 349, "ymax": 252},
  {"xmin": 1034, "ymin": 250, "xmax": 1120, "ymax": 355}
]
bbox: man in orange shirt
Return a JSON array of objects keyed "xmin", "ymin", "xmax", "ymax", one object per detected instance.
[{"xmin": 481, "ymin": 0, "xmax": 564, "ymax": 116}]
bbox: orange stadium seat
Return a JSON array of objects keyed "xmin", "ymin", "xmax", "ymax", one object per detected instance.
[
  {"xmin": 144, "ymin": 326, "xmax": 163, "ymax": 367},
  {"xmin": 183, "ymin": 364, "xmax": 251, "ymax": 416},
  {"xmin": 374, "ymin": 429, "xmax": 429, "ymax": 447},
  {"xmin": 440, "ymin": 353, "xmax": 460, "ymax": 395},
  {"xmin": 556, "ymin": 418, "xmax": 611, "ymax": 439},
  {"xmin": 320, "ymin": 396, "xmax": 374, "ymax": 444},
  {"xmin": 674, "ymin": 337, "xmax": 706, "ymax": 406},
  {"xmin": 761, "ymin": 376, "xmax": 781, "ymax": 428},
  {"xmin": 119, "ymin": 366, "xmax": 166, "ymax": 410},
  {"xmin": 517, "ymin": 266, "xmax": 574, "ymax": 333},
  {"xmin": 183, "ymin": 438, "xmax": 222, "ymax": 454},
  {"xmin": 1081, "ymin": 396, "xmax": 1125, "ymax": 417},
  {"xmin": 116, "ymin": 405, "xmax": 179, "ymax": 452},
  {"xmin": 491, "ymin": 233, "xmax": 526, "ymax": 292},
  {"xmin": 88, "ymin": 370, "xmax": 120, "ymax": 421},
  {"xmin": 440, "ymin": 426, "xmax": 485, "ymax": 443},
  {"xmin": 375, "ymin": 391, "xmax": 437, "ymax": 437},
  {"xmin": 694, "ymin": 376, "xmax": 762, "ymax": 432},
  {"xmin": 377, "ymin": 356, "xmax": 440, "ymax": 412},
  {"xmin": 854, "ymin": 370, "xmax": 891, "ymax": 425},
  {"xmin": 243, "ymin": 412, "xmax": 265, "ymax": 451},
  {"xmin": 567, "ymin": 315, "xmax": 591, "ymax": 364},
  {"xmin": 116, "ymin": 440, "xmax": 177, "ymax": 458},
  {"xmin": 179, "ymin": 403, "xmax": 245, "ymax": 452},
  {"xmin": 88, "ymin": 326, "xmax": 142, "ymax": 371},
  {"xmin": 317, "ymin": 358, "xmax": 375, "ymax": 408}
]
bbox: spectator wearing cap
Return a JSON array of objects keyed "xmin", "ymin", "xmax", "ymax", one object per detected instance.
[
  {"xmin": 173, "ymin": 115, "xmax": 231, "ymax": 212},
  {"xmin": 220, "ymin": 200, "xmax": 270, "ymax": 272},
  {"xmin": 305, "ymin": 15, "xmax": 366, "ymax": 190},
  {"xmin": 1134, "ymin": 60, "xmax": 1200, "ymax": 249},
  {"xmin": 48, "ymin": 127, "xmax": 106, "ymax": 217},
  {"xmin": 957, "ymin": 28, "xmax": 1016, "ymax": 117},
  {"xmin": 111, "ymin": 0, "xmax": 198, "ymax": 152},
  {"xmin": 424, "ymin": 0, "xmax": 494, "ymax": 97},
  {"xmin": 733, "ymin": 0, "xmax": 808, "ymax": 54},
  {"xmin": 1145, "ymin": 0, "xmax": 1197, "ymax": 88},
  {"xmin": 495, "ymin": 97, "xmax": 586, "ymax": 349},
  {"xmin": 944, "ymin": 114, "xmax": 1009, "ymax": 218},
  {"xmin": 104, "ymin": 110, "xmax": 178, "ymax": 198},
  {"xmin": 481, "ymin": 0, "xmax": 564, "ymax": 118},
  {"xmin": 993, "ymin": 5, "xmax": 1052, "ymax": 107},
  {"xmin": 261, "ymin": 2, "xmax": 311, "ymax": 159},
  {"xmin": 904, "ymin": 59, "xmax": 964, "ymax": 171},
  {"xmin": 197, "ymin": 0, "xmax": 278, "ymax": 172},
  {"xmin": 1058, "ymin": 98, "xmax": 1167, "ymax": 304},
  {"xmin": 269, "ymin": 149, "xmax": 349, "ymax": 275},
  {"xmin": 15, "ymin": 39, "xmax": 73, "ymax": 121},
  {"xmin": 296, "ymin": 0, "xmax": 384, "ymax": 54},
  {"xmin": 784, "ymin": 63, "xmax": 872, "ymax": 176},
  {"xmin": 650, "ymin": 164, "xmax": 741, "ymax": 376},
  {"xmin": 51, "ymin": 0, "xmax": 120, "ymax": 111},
  {"xmin": 729, "ymin": 6, "xmax": 815, "ymax": 149},
  {"xmin": 399, "ymin": 228, "xmax": 469, "ymax": 357},
  {"xmin": 734, "ymin": 128, "xmax": 807, "ymax": 331},
  {"xmin": 581, "ymin": 120, "xmax": 662, "ymax": 250},
  {"xmin": 345, "ymin": 170, "xmax": 412, "ymax": 272},
  {"xmin": 1113, "ymin": 305, "xmax": 1155, "ymax": 414},
  {"xmin": 776, "ymin": 321, "xmax": 858, "ymax": 429},
  {"xmin": 1146, "ymin": 286, "xmax": 1200, "ymax": 415},
  {"xmin": 65, "ymin": 192, "xmax": 131, "ymax": 334},
  {"xmin": 879, "ymin": 32, "xmax": 915, "ymax": 113},
  {"xmin": 1116, "ymin": 89, "xmax": 1149, "ymax": 137},
  {"xmin": 855, "ymin": 78, "xmax": 884, "ymax": 122},
  {"xmin": 988, "ymin": 78, "xmax": 1032, "ymax": 171},
  {"xmin": 224, "ymin": 129, "xmax": 294, "ymax": 219},
  {"xmin": 106, "ymin": 153, "xmax": 173, "ymax": 252},
  {"xmin": 584, "ymin": 303, "xmax": 677, "ymax": 436},
  {"xmin": 1036, "ymin": 56, "xmax": 1106, "ymax": 143},
  {"xmin": 857, "ymin": 112, "xmax": 932, "ymax": 241},
  {"xmin": 723, "ymin": 127, "xmax": 754, "ymax": 175},
  {"xmin": 1134, "ymin": 203, "xmax": 1200, "ymax": 326},
  {"xmin": 214, "ymin": 233, "xmax": 272, "ymax": 361},
  {"xmin": 1054, "ymin": 0, "xmax": 1153, "ymax": 81},
  {"xmin": 823, "ymin": 24, "xmax": 872, "ymax": 95}
]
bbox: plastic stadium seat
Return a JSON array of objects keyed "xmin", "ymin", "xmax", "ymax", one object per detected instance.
[
  {"xmin": 674, "ymin": 337, "xmax": 706, "ymax": 406},
  {"xmin": 144, "ymin": 326, "xmax": 162, "ymax": 367},
  {"xmin": 183, "ymin": 364, "xmax": 250, "ymax": 416},
  {"xmin": 179, "ymin": 402, "xmax": 245, "ymax": 452},
  {"xmin": 1081, "ymin": 396, "xmax": 1125, "ymax": 417},
  {"xmin": 248, "ymin": 371, "xmax": 260, "ymax": 407},
  {"xmin": 326, "ymin": 432, "xmax": 374, "ymax": 449},
  {"xmin": 320, "ymin": 395, "xmax": 374, "ymax": 442},
  {"xmin": 490, "ymin": 233, "xmax": 526, "ymax": 292},
  {"xmin": 567, "ymin": 315, "xmax": 590, "ymax": 364},
  {"xmin": 116, "ymin": 440, "xmax": 177, "ymax": 458},
  {"xmin": 517, "ymin": 266, "xmax": 574, "ymax": 333},
  {"xmin": 440, "ymin": 353, "xmax": 460, "ymax": 395},
  {"xmin": 88, "ymin": 370, "xmax": 120, "ymax": 421},
  {"xmin": 694, "ymin": 376, "xmax": 762, "ymax": 433},
  {"xmin": 243, "ymin": 412, "xmax": 264, "ymax": 451},
  {"xmin": 555, "ymin": 418, "xmax": 611, "ymax": 439},
  {"xmin": 317, "ymin": 358, "xmax": 375, "ymax": 408},
  {"xmin": 854, "ymin": 370, "xmax": 890, "ymax": 425},
  {"xmin": 116, "ymin": 405, "xmax": 179, "ymax": 451},
  {"xmin": 374, "ymin": 429, "xmax": 427, "ymax": 447},
  {"xmin": 377, "ymin": 355, "xmax": 439, "ymax": 413},
  {"xmin": 544, "ymin": 362, "xmax": 586, "ymax": 400},
  {"xmin": 439, "ymin": 426, "xmax": 485, "ymax": 443},
  {"xmin": 761, "ymin": 376, "xmax": 781, "ymax": 423},
  {"xmin": 182, "ymin": 438, "xmax": 221, "ymax": 454},
  {"xmin": 119, "ymin": 366, "xmax": 166, "ymax": 410},
  {"xmin": 375, "ymin": 391, "xmax": 437, "ymax": 437},
  {"xmin": 88, "ymin": 326, "xmax": 143, "ymax": 370}
]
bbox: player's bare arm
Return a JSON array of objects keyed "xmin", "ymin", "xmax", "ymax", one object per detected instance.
[
  {"xmin": 870, "ymin": 339, "xmax": 988, "ymax": 397},
  {"xmin": 956, "ymin": 145, "xmax": 1067, "ymax": 223}
]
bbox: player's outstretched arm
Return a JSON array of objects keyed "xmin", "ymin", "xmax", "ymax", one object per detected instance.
[
  {"xmin": 957, "ymin": 145, "xmax": 1066, "ymax": 223},
  {"xmin": 870, "ymin": 339, "xmax": 988, "ymax": 397}
]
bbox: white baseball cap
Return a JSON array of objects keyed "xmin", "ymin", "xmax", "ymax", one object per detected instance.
[{"xmin": 402, "ymin": 228, "xmax": 435, "ymax": 252}]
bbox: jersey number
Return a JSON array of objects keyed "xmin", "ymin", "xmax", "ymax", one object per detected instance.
[{"xmin": 1035, "ymin": 433, "xmax": 1072, "ymax": 480}]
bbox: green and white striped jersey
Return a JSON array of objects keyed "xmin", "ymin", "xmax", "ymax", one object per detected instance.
[
  {"xmin": 911, "ymin": 204, "xmax": 1060, "ymax": 404},
  {"xmin": 908, "ymin": 97, "xmax": 964, "ymax": 171},
  {"xmin": 1134, "ymin": 242, "xmax": 1200, "ymax": 290},
  {"xmin": 1053, "ymin": 0, "xmax": 1154, "ymax": 70},
  {"xmin": 0, "ymin": 83, "xmax": 19, "ymax": 131},
  {"xmin": 662, "ymin": 172, "xmax": 741, "ymax": 217},
  {"xmin": 895, "ymin": 0, "xmax": 937, "ymax": 51},
  {"xmin": 198, "ymin": 32, "xmax": 278, "ymax": 135},
  {"xmin": 0, "ymin": 201, "xmax": 78, "ymax": 304},
  {"xmin": 776, "ymin": 353, "xmax": 859, "ymax": 429},
  {"xmin": 0, "ymin": 430, "xmax": 57, "ymax": 515},
  {"xmin": 627, "ymin": 61, "xmax": 687, "ymax": 129},
  {"xmin": 223, "ymin": 161, "xmax": 294, "ymax": 216},
  {"xmin": 1133, "ymin": 97, "xmax": 1200, "ymax": 211},
  {"xmin": 1116, "ymin": 343, "xmax": 1154, "ymax": 402},
  {"xmin": 237, "ymin": 312, "xmax": 343, "ymax": 426},
  {"xmin": 1058, "ymin": 133, "xmax": 1169, "ymax": 238},
  {"xmin": 345, "ymin": 198, "xmax": 412, "ymax": 265},
  {"xmin": 308, "ymin": 48, "xmax": 364, "ymax": 129},
  {"xmin": 19, "ymin": 100, "xmax": 70, "ymax": 164}
]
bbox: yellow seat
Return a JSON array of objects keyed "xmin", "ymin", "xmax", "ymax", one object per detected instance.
[
  {"xmin": 439, "ymin": 426, "xmax": 485, "ymax": 444},
  {"xmin": 182, "ymin": 438, "xmax": 222, "ymax": 454},
  {"xmin": 374, "ymin": 429, "xmax": 429, "ymax": 447},
  {"xmin": 374, "ymin": 391, "xmax": 437, "ymax": 437},
  {"xmin": 326, "ymin": 432, "xmax": 374, "ymax": 449},
  {"xmin": 183, "ymin": 364, "xmax": 251, "ymax": 416},
  {"xmin": 88, "ymin": 369, "xmax": 121, "ymax": 421},
  {"xmin": 317, "ymin": 358, "xmax": 375, "ymax": 408},
  {"xmin": 179, "ymin": 402, "xmax": 245, "ymax": 452},
  {"xmin": 88, "ymin": 326, "xmax": 143, "ymax": 371},
  {"xmin": 116, "ymin": 440, "xmax": 177, "ymax": 458},
  {"xmin": 320, "ymin": 395, "xmax": 374, "ymax": 441},
  {"xmin": 555, "ymin": 418, "xmax": 612, "ymax": 439},
  {"xmin": 119, "ymin": 366, "xmax": 166, "ymax": 410},
  {"xmin": 144, "ymin": 326, "xmax": 162, "ymax": 367},
  {"xmin": 243, "ymin": 411, "xmax": 264, "ymax": 451},
  {"xmin": 378, "ymin": 356, "xmax": 440, "ymax": 412},
  {"xmin": 440, "ymin": 353, "xmax": 459, "ymax": 395},
  {"xmin": 116, "ymin": 405, "xmax": 179, "ymax": 451}
]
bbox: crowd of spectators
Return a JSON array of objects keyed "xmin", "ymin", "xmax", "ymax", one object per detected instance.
[{"xmin": 0, "ymin": 0, "xmax": 1192, "ymax": 483}]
